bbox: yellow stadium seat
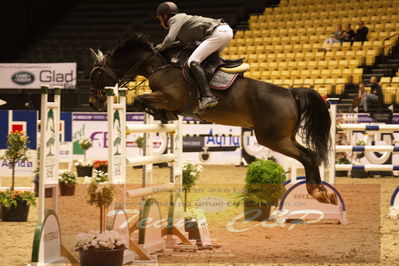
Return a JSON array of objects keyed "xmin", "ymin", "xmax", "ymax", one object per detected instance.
[
  {"xmin": 324, "ymin": 51, "xmax": 335, "ymax": 59},
  {"xmin": 352, "ymin": 68, "xmax": 363, "ymax": 83},
  {"xmin": 269, "ymin": 61, "xmax": 279, "ymax": 70},
  {"xmin": 318, "ymin": 60, "xmax": 328, "ymax": 69},
  {"xmin": 293, "ymin": 78, "xmax": 304, "ymax": 87},
  {"xmin": 278, "ymin": 61, "xmax": 288, "ymax": 69},
  {"xmin": 255, "ymin": 45, "xmax": 265, "ymax": 53},
  {"xmin": 315, "ymin": 51, "xmax": 325, "ymax": 60},
  {"xmin": 311, "ymin": 69, "xmax": 321, "ymax": 77},
  {"xmin": 338, "ymin": 59, "xmax": 349, "ymax": 68},
  {"xmin": 331, "ymin": 69, "xmax": 342, "ymax": 79},
  {"xmin": 303, "ymin": 78, "xmax": 314, "ymax": 87},
  {"xmin": 247, "ymin": 54, "xmax": 258, "ymax": 63},
  {"xmin": 290, "ymin": 70, "xmax": 300, "ymax": 79},
  {"xmin": 335, "ymin": 50, "xmax": 345, "ymax": 58},
  {"xmin": 270, "ymin": 70, "xmax": 280, "ymax": 78},
  {"xmin": 297, "ymin": 61, "xmax": 307, "ymax": 69},
  {"xmin": 332, "ymin": 42, "xmax": 341, "ymax": 50},
  {"xmin": 292, "ymin": 43, "xmax": 302, "ymax": 51},
  {"xmin": 281, "ymin": 79, "xmax": 291, "ymax": 88},
  {"xmin": 380, "ymin": 77, "xmax": 391, "ymax": 84},
  {"xmin": 301, "ymin": 69, "xmax": 311, "ymax": 78},
  {"xmin": 257, "ymin": 54, "xmax": 267, "ymax": 62},
  {"xmin": 307, "ymin": 60, "xmax": 318, "ymax": 69},
  {"xmin": 335, "ymin": 77, "xmax": 347, "ymax": 94},
  {"xmin": 341, "ymin": 42, "xmax": 351, "ymax": 51},
  {"xmin": 235, "ymin": 31, "xmax": 244, "ymax": 38},
  {"xmin": 314, "ymin": 78, "xmax": 325, "ymax": 86},
  {"xmin": 365, "ymin": 50, "xmax": 377, "ymax": 65},
  {"xmin": 248, "ymin": 71, "xmax": 261, "ymax": 80},
  {"xmin": 281, "ymin": 70, "xmax": 290, "ymax": 78},
  {"xmin": 274, "ymin": 79, "xmax": 284, "ymax": 86},
  {"xmin": 329, "ymin": 60, "xmax": 339, "ymax": 68},
  {"xmin": 383, "ymin": 87, "xmax": 396, "ymax": 104},
  {"xmin": 287, "ymin": 61, "xmax": 297, "ymax": 70},
  {"xmin": 321, "ymin": 69, "xmax": 331, "ymax": 78},
  {"xmin": 392, "ymin": 77, "xmax": 399, "ymax": 84},
  {"xmin": 251, "ymin": 62, "xmax": 260, "ymax": 70}
]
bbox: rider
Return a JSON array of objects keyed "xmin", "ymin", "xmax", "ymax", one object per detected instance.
[{"xmin": 155, "ymin": 1, "xmax": 233, "ymax": 114}]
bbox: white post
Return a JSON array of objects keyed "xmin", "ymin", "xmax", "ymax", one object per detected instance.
[
  {"xmin": 171, "ymin": 116, "xmax": 183, "ymax": 187},
  {"xmin": 38, "ymin": 85, "xmax": 60, "ymax": 222},
  {"xmin": 107, "ymin": 87, "xmax": 127, "ymax": 208},
  {"xmin": 142, "ymin": 113, "xmax": 153, "ymax": 187},
  {"xmin": 328, "ymin": 98, "xmax": 339, "ymax": 185}
]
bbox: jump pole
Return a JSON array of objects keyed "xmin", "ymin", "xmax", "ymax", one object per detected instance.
[
  {"xmin": 106, "ymin": 87, "xmax": 194, "ymax": 263},
  {"xmin": 328, "ymin": 99, "xmax": 399, "ymax": 219}
]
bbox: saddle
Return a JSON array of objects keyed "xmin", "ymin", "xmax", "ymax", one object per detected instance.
[{"xmin": 163, "ymin": 45, "xmax": 249, "ymax": 90}]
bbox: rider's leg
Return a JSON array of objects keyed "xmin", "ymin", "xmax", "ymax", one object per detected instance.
[{"xmin": 188, "ymin": 24, "xmax": 233, "ymax": 113}]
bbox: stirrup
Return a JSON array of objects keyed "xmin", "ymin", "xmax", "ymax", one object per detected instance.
[{"xmin": 193, "ymin": 97, "xmax": 218, "ymax": 114}]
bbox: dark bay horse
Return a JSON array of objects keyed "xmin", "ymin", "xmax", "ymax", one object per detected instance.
[{"xmin": 89, "ymin": 34, "xmax": 337, "ymax": 205}]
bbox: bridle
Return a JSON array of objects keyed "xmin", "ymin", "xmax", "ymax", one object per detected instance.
[{"xmin": 90, "ymin": 44, "xmax": 172, "ymax": 94}]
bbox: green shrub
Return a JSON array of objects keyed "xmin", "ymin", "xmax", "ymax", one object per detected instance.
[{"xmin": 235, "ymin": 159, "xmax": 286, "ymax": 207}]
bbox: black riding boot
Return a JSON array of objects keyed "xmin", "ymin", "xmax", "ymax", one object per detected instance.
[{"xmin": 189, "ymin": 61, "xmax": 218, "ymax": 114}]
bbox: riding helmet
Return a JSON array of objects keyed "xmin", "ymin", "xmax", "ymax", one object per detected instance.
[{"xmin": 156, "ymin": 2, "xmax": 179, "ymax": 17}]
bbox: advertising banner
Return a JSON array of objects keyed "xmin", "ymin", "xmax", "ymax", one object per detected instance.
[{"xmin": 0, "ymin": 63, "xmax": 77, "ymax": 89}]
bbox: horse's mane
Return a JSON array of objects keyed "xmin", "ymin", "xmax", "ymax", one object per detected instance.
[
  {"xmin": 111, "ymin": 34, "xmax": 153, "ymax": 59},
  {"xmin": 110, "ymin": 33, "xmax": 194, "ymax": 65}
]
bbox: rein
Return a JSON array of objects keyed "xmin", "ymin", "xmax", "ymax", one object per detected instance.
[{"xmin": 96, "ymin": 44, "xmax": 176, "ymax": 91}]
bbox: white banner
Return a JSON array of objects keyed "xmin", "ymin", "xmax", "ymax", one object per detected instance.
[
  {"xmin": 0, "ymin": 150, "xmax": 37, "ymax": 178},
  {"xmin": 0, "ymin": 63, "xmax": 77, "ymax": 89}
]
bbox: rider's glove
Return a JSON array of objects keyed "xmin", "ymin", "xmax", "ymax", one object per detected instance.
[{"xmin": 155, "ymin": 43, "xmax": 164, "ymax": 51}]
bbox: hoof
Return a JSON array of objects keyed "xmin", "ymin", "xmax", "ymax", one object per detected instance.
[{"xmin": 307, "ymin": 183, "xmax": 338, "ymax": 205}]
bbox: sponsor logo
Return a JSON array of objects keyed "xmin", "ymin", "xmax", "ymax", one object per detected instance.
[{"xmin": 11, "ymin": 71, "xmax": 35, "ymax": 85}]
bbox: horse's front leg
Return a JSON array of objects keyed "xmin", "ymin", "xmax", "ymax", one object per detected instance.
[{"xmin": 133, "ymin": 91, "xmax": 178, "ymax": 122}]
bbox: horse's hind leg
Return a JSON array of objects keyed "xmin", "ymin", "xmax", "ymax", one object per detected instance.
[{"xmin": 258, "ymin": 136, "xmax": 337, "ymax": 205}]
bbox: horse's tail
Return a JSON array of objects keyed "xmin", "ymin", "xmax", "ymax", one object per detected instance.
[{"xmin": 291, "ymin": 87, "xmax": 331, "ymax": 166}]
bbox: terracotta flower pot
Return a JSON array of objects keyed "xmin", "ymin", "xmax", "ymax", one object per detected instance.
[
  {"xmin": 76, "ymin": 166, "xmax": 93, "ymax": 177},
  {"xmin": 1, "ymin": 200, "xmax": 30, "ymax": 222},
  {"xmin": 59, "ymin": 183, "xmax": 76, "ymax": 196},
  {"xmin": 79, "ymin": 248, "xmax": 124, "ymax": 266}
]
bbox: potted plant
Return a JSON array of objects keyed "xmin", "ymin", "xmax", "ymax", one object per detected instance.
[
  {"xmin": 0, "ymin": 131, "xmax": 36, "ymax": 221},
  {"xmin": 85, "ymin": 171, "xmax": 113, "ymax": 233},
  {"xmin": 76, "ymin": 137, "xmax": 93, "ymax": 177},
  {"xmin": 335, "ymin": 153, "xmax": 351, "ymax": 177},
  {"xmin": 93, "ymin": 160, "xmax": 108, "ymax": 173},
  {"xmin": 75, "ymin": 230, "xmax": 126, "ymax": 266},
  {"xmin": 0, "ymin": 190, "xmax": 36, "ymax": 221},
  {"xmin": 182, "ymin": 161, "xmax": 202, "ymax": 211},
  {"xmin": 59, "ymin": 171, "xmax": 77, "ymax": 196},
  {"xmin": 354, "ymin": 140, "xmax": 366, "ymax": 159},
  {"xmin": 351, "ymin": 140, "xmax": 368, "ymax": 178},
  {"xmin": 75, "ymin": 171, "xmax": 123, "ymax": 265},
  {"xmin": 184, "ymin": 208, "xmax": 207, "ymax": 246},
  {"xmin": 234, "ymin": 159, "xmax": 286, "ymax": 221},
  {"xmin": 133, "ymin": 136, "xmax": 144, "ymax": 169}
]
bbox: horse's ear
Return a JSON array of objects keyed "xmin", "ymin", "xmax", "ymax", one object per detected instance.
[
  {"xmin": 97, "ymin": 49, "xmax": 104, "ymax": 58},
  {"xmin": 90, "ymin": 48, "xmax": 100, "ymax": 61},
  {"xmin": 90, "ymin": 48, "xmax": 104, "ymax": 62}
]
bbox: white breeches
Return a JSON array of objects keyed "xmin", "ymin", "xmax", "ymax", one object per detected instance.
[{"xmin": 187, "ymin": 24, "xmax": 233, "ymax": 65}]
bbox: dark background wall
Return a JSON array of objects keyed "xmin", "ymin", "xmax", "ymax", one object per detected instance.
[{"xmin": 0, "ymin": 0, "xmax": 76, "ymax": 62}]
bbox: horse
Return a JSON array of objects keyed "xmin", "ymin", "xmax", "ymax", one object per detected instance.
[{"xmin": 89, "ymin": 34, "xmax": 337, "ymax": 205}]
